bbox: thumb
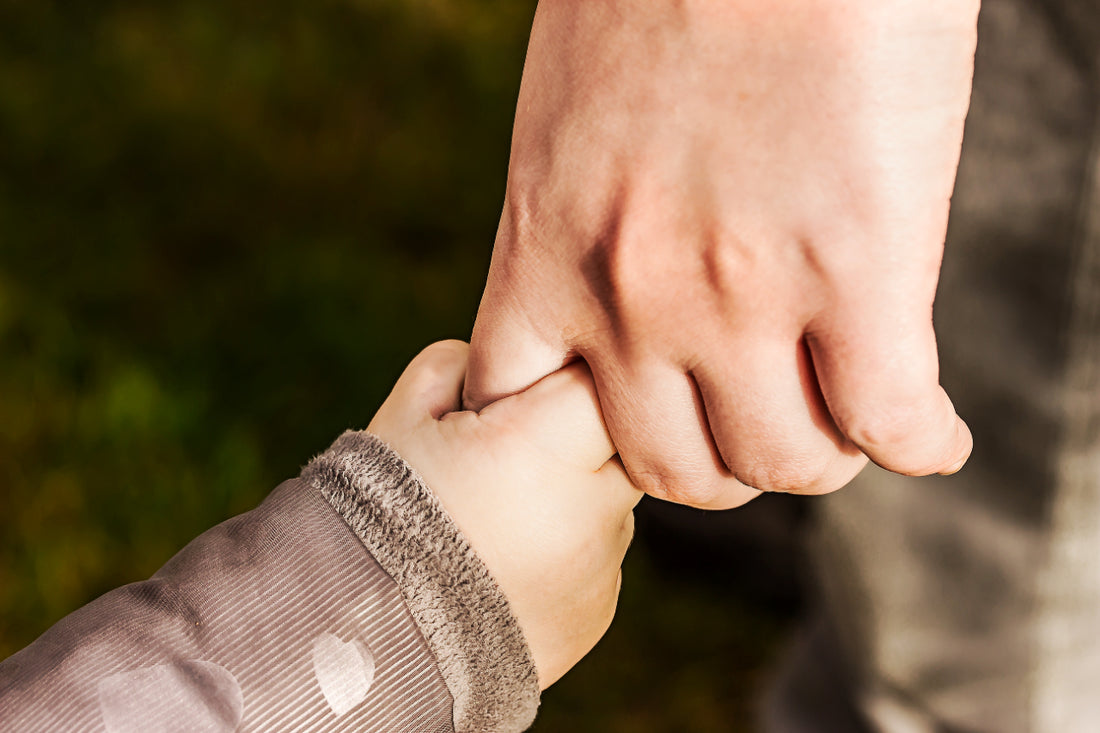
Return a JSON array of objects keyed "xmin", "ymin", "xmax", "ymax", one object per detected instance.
[
  {"xmin": 370, "ymin": 340, "xmax": 469, "ymax": 435},
  {"xmin": 464, "ymin": 287, "xmax": 568, "ymax": 411}
]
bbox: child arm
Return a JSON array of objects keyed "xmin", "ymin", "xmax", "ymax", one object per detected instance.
[{"xmin": 0, "ymin": 341, "xmax": 639, "ymax": 733}]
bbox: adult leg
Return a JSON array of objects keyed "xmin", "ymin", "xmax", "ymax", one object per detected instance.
[{"xmin": 769, "ymin": 0, "xmax": 1100, "ymax": 730}]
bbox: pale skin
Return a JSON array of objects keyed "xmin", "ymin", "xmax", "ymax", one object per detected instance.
[
  {"xmin": 368, "ymin": 340, "xmax": 642, "ymax": 689},
  {"xmin": 465, "ymin": 0, "xmax": 981, "ymax": 508}
]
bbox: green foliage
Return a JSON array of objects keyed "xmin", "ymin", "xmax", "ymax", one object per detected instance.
[{"xmin": 0, "ymin": 0, "xmax": 531, "ymax": 659}]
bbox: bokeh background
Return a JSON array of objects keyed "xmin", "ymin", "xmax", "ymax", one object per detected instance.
[{"xmin": 0, "ymin": 1, "xmax": 807, "ymax": 729}]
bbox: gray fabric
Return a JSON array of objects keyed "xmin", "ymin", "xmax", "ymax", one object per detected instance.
[
  {"xmin": 302, "ymin": 431, "xmax": 541, "ymax": 733},
  {"xmin": 779, "ymin": 0, "xmax": 1100, "ymax": 731},
  {"xmin": 2, "ymin": 434, "xmax": 540, "ymax": 732}
]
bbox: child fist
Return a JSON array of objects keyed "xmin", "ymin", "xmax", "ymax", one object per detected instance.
[{"xmin": 369, "ymin": 340, "xmax": 642, "ymax": 689}]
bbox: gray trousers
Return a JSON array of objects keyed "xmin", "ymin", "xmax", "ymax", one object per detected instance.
[{"xmin": 791, "ymin": 1, "xmax": 1100, "ymax": 731}]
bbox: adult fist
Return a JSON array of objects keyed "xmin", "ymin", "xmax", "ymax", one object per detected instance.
[{"xmin": 466, "ymin": 0, "xmax": 978, "ymax": 509}]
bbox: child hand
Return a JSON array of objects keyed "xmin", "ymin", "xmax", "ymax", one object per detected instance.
[{"xmin": 368, "ymin": 340, "xmax": 642, "ymax": 689}]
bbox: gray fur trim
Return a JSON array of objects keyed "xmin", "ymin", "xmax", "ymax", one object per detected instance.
[{"xmin": 301, "ymin": 431, "xmax": 540, "ymax": 733}]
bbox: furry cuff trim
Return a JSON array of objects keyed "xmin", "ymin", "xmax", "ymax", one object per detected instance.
[{"xmin": 301, "ymin": 431, "xmax": 540, "ymax": 733}]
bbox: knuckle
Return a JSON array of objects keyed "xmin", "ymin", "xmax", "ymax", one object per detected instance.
[
  {"xmin": 629, "ymin": 461, "xmax": 757, "ymax": 509},
  {"xmin": 732, "ymin": 458, "xmax": 829, "ymax": 495},
  {"xmin": 423, "ymin": 339, "xmax": 469, "ymax": 361},
  {"xmin": 841, "ymin": 406, "xmax": 920, "ymax": 456},
  {"xmin": 591, "ymin": 225, "xmax": 681, "ymax": 337},
  {"xmin": 416, "ymin": 339, "xmax": 469, "ymax": 370},
  {"xmin": 841, "ymin": 404, "xmax": 951, "ymax": 475},
  {"xmin": 629, "ymin": 463, "xmax": 723, "ymax": 508}
]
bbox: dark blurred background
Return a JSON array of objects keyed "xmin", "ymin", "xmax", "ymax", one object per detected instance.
[{"xmin": 0, "ymin": 1, "xmax": 806, "ymax": 729}]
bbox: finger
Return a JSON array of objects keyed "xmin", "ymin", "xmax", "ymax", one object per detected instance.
[
  {"xmin": 808, "ymin": 305, "xmax": 973, "ymax": 476},
  {"xmin": 597, "ymin": 456, "xmax": 644, "ymax": 541},
  {"xmin": 464, "ymin": 286, "xmax": 568, "ymax": 411},
  {"xmin": 692, "ymin": 336, "xmax": 868, "ymax": 494},
  {"xmin": 584, "ymin": 354, "xmax": 761, "ymax": 510},
  {"xmin": 371, "ymin": 340, "xmax": 468, "ymax": 434},
  {"xmin": 479, "ymin": 360, "xmax": 619, "ymax": 471},
  {"xmin": 576, "ymin": 465, "xmax": 638, "ymax": 598},
  {"xmin": 598, "ymin": 456, "xmax": 645, "ymax": 514},
  {"xmin": 585, "ymin": 465, "xmax": 635, "ymax": 614}
]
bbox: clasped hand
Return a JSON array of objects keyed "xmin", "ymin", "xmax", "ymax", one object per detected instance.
[{"xmin": 465, "ymin": 0, "xmax": 979, "ymax": 508}]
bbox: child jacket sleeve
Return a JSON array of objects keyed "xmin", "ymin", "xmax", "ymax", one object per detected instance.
[{"xmin": 0, "ymin": 431, "xmax": 540, "ymax": 732}]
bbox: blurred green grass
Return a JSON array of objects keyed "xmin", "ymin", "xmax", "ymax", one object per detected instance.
[{"xmin": 0, "ymin": 2, "xmax": 794, "ymax": 729}]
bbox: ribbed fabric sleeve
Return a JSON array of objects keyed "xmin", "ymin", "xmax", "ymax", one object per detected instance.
[
  {"xmin": 1, "ymin": 431, "xmax": 540, "ymax": 732},
  {"xmin": 301, "ymin": 430, "xmax": 541, "ymax": 733},
  {"xmin": 0, "ymin": 478, "xmax": 455, "ymax": 732}
]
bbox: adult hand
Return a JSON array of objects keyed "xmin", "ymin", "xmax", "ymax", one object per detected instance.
[{"xmin": 465, "ymin": 0, "xmax": 979, "ymax": 509}]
